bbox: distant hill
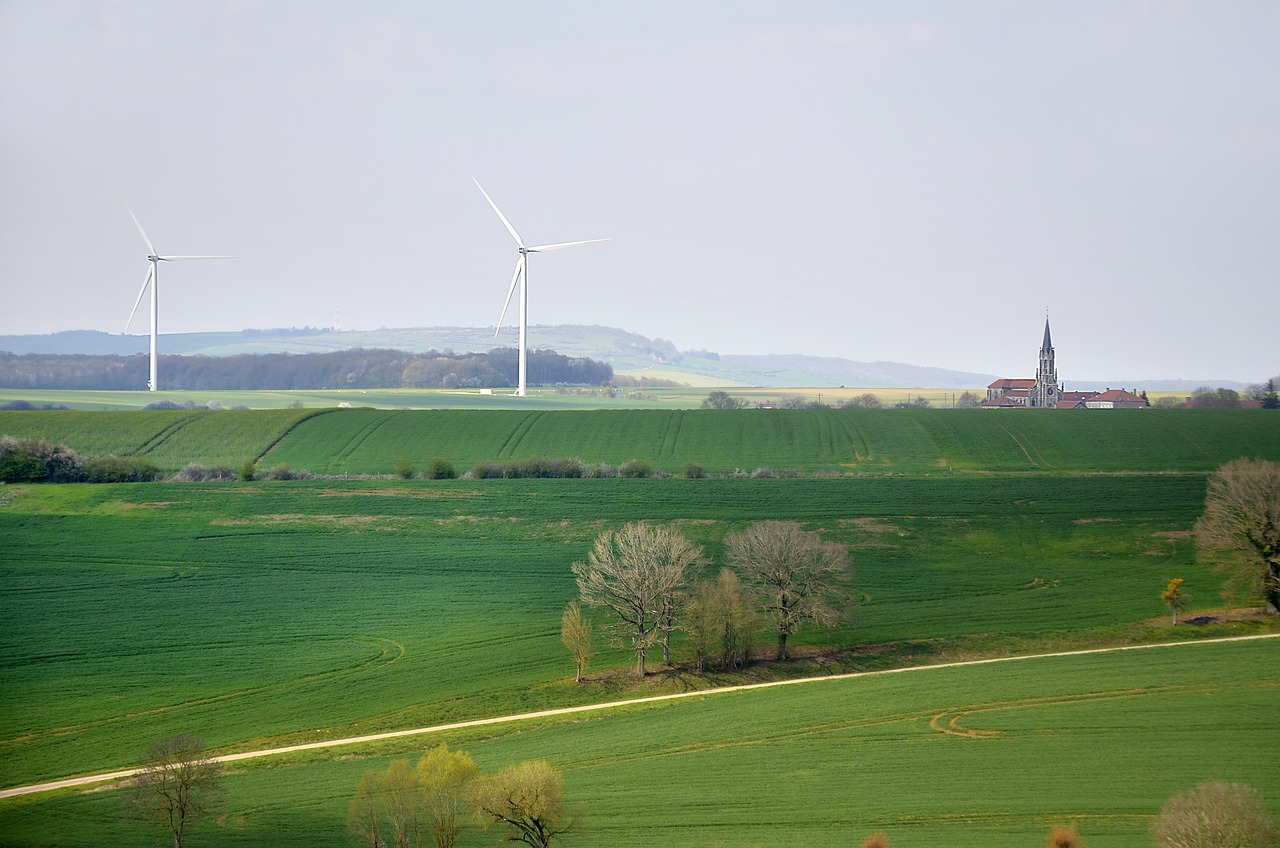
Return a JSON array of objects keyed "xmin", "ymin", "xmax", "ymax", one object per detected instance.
[{"xmin": 0, "ymin": 325, "xmax": 1245, "ymax": 390}]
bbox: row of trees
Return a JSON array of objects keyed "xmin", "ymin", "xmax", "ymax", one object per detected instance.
[
  {"xmin": 569, "ymin": 520, "xmax": 854, "ymax": 677},
  {"xmin": 0, "ymin": 348, "xmax": 612, "ymax": 391},
  {"xmin": 348, "ymin": 745, "xmax": 576, "ymax": 848}
]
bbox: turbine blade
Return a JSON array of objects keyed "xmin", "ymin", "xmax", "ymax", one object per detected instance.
[
  {"xmin": 527, "ymin": 238, "xmax": 612, "ymax": 252},
  {"xmin": 156, "ymin": 255, "xmax": 233, "ymax": 261},
  {"xmin": 125, "ymin": 263, "xmax": 154, "ymax": 332},
  {"xmin": 495, "ymin": 256, "xmax": 524, "ymax": 335},
  {"xmin": 472, "ymin": 177, "xmax": 525, "ymax": 248},
  {"xmin": 127, "ymin": 206, "xmax": 157, "ymax": 255}
]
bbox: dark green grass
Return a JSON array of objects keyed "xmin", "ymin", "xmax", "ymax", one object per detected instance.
[
  {"xmin": 1, "ymin": 639, "xmax": 1276, "ymax": 847},
  {"xmin": 3, "ymin": 408, "xmax": 1277, "ymax": 475},
  {"xmin": 0, "ymin": 474, "xmax": 1225, "ymax": 789}
]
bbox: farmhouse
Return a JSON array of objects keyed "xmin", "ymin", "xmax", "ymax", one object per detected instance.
[{"xmin": 980, "ymin": 317, "xmax": 1148, "ymax": 409}]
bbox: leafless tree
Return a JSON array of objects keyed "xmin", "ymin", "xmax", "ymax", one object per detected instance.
[
  {"xmin": 1194, "ymin": 458, "xmax": 1280, "ymax": 613},
  {"xmin": 123, "ymin": 734, "xmax": 224, "ymax": 848},
  {"xmin": 572, "ymin": 522, "xmax": 704, "ymax": 676},
  {"xmin": 1151, "ymin": 781, "xmax": 1278, "ymax": 848},
  {"xmin": 560, "ymin": 601, "xmax": 594, "ymax": 683},
  {"xmin": 725, "ymin": 520, "xmax": 853, "ymax": 660},
  {"xmin": 471, "ymin": 760, "xmax": 578, "ymax": 848},
  {"xmin": 417, "ymin": 743, "xmax": 478, "ymax": 848}
]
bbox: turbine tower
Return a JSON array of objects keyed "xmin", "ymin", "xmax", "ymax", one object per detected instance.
[
  {"xmin": 124, "ymin": 208, "xmax": 230, "ymax": 391},
  {"xmin": 473, "ymin": 178, "xmax": 609, "ymax": 397}
]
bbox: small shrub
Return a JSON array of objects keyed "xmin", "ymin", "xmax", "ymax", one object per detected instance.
[
  {"xmin": 619, "ymin": 459, "xmax": 654, "ymax": 478},
  {"xmin": 470, "ymin": 461, "xmax": 505, "ymax": 479},
  {"xmin": 394, "ymin": 459, "xmax": 415, "ymax": 479},
  {"xmin": 1046, "ymin": 826, "xmax": 1083, "ymax": 848},
  {"xmin": 751, "ymin": 467, "xmax": 774, "ymax": 479},
  {"xmin": 682, "ymin": 462, "xmax": 704, "ymax": 479},
  {"xmin": 143, "ymin": 400, "xmax": 184, "ymax": 410},
  {"xmin": 205, "ymin": 400, "xmax": 224, "ymax": 411},
  {"xmin": 861, "ymin": 834, "xmax": 889, "ymax": 848},
  {"xmin": 1151, "ymin": 781, "xmax": 1277, "ymax": 848},
  {"xmin": 261, "ymin": 464, "xmax": 310, "ymax": 481},
  {"xmin": 239, "ymin": 460, "xmax": 257, "ymax": 482},
  {"xmin": 424, "ymin": 457, "xmax": 456, "ymax": 480}
]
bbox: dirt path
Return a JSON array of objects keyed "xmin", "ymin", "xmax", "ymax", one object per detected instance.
[{"xmin": 4, "ymin": 633, "xmax": 1276, "ymax": 800}]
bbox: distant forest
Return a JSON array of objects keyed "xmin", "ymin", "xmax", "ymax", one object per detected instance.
[{"xmin": 0, "ymin": 348, "xmax": 613, "ymax": 391}]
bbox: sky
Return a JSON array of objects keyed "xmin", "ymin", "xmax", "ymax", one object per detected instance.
[{"xmin": 1, "ymin": 1, "xmax": 1276, "ymax": 383}]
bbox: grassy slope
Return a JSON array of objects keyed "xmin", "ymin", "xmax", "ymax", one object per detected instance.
[
  {"xmin": 3, "ymin": 408, "xmax": 1277, "ymax": 475},
  {"xmin": 1, "ymin": 639, "xmax": 1276, "ymax": 847},
  {"xmin": 0, "ymin": 473, "xmax": 1231, "ymax": 787}
]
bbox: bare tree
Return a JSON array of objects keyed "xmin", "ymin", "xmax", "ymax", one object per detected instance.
[
  {"xmin": 572, "ymin": 522, "xmax": 703, "ymax": 676},
  {"xmin": 1194, "ymin": 458, "xmax": 1280, "ymax": 613},
  {"xmin": 725, "ymin": 520, "xmax": 853, "ymax": 661},
  {"xmin": 123, "ymin": 734, "xmax": 224, "ymax": 848},
  {"xmin": 347, "ymin": 769, "xmax": 384, "ymax": 848},
  {"xmin": 560, "ymin": 601, "xmax": 594, "ymax": 683},
  {"xmin": 1151, "ymin": 781, "xmax": 1278, "ymax": 848},
  {"xmin": 417, "ymin": 743, "xmax": 478, "ymax": 848},
  {"xmin": 471, "ymin": 760, "xmax": 578, "ymax": 848},
  {"xmin": 701, "ymin": 390, "xmax": 747, "ymax": 410}
]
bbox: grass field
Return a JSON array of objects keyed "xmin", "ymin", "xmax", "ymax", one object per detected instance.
[
  {"xmin": 2, "ymin": 407, "xmax": 1278, "ymax": 847},
  {"xmin": 2, "ymin": 408, "xmax": 1277, "ymax": 475},
  {"xmin": 1, "ymin": 638, "xmax": 1276, "ymax": 847}
]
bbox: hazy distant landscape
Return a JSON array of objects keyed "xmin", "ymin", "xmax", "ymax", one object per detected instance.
[{"xmin": 0, "ymin": 325, "xmax": 1255, "ymax": 391}]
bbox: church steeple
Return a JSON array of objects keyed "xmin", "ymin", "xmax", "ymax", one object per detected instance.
[{"xmin": 1033, "ymin": 314, "xmax": 1059, "ymax": 407}]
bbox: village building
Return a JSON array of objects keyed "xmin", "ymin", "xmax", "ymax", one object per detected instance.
[{"xmin": 980, "ymin": 318, "xmax": 1148, "ymax": 409}]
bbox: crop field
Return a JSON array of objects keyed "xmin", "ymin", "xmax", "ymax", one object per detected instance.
[
  {"xmin": 2, "ymin": 408, "xmax": 1277, "ymax": 475},
  {"xmin": 1, "ymin": 638, "xmax": 1277, "ymax": 847},
  {"xmin": 2, "ymin": 407, "xmax": 1278, "ymax": 847}
]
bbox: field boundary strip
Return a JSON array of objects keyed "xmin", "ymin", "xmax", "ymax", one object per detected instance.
[{"xmin": 3, "ymin": 633, "xmax": 1275, "ymax": 800}]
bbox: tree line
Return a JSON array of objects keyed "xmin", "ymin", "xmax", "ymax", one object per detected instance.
[
  {"xmin": 0, "ymin": 348, "xmax": 612, "ymax": 391},
  {"xmin": 568, "ymin": 520, "xmax": 855, "ymax": 677}
]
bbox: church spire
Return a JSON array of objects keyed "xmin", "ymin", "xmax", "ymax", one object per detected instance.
[{"xmin": 1042, "ymin": 315, "xmax": 1052, "ymax": 352}]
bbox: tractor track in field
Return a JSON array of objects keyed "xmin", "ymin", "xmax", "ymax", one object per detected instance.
[{"xmin": 3, "ymin": 633, "xmax": 1276, "ymax": 800}]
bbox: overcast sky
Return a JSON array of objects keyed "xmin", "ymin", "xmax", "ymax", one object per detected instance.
[{"xmin": 1, "ymin": 1, "xmax": 1276, "ymax": 382}]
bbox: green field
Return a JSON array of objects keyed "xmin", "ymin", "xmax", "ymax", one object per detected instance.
[
  {"xmin": 3, "ymin": 408, "xmax": 1277, "ymax": 475},
  {"xmin": 1, "ymin": 639, "xmax": 1276, "ymax": 847},
  {"xmin": 2, "ymin": 408, "xmax": 1279, "ymax": 846}
]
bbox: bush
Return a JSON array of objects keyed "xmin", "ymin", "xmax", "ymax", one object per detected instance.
[
  {"xmin": 682, "ymin": 461, "xmax": 704, "ymax": 479},
  {"xmin": 619, "ymin": 459, "xmax": 655, "ymax": 478},
  {"xmin": 0, "ymin": 435, "xmax": 83, "ymax": 483},
  {"xmin": 1151, "ymin": 781, "xmax": 1277, "ymax": 848},
  {"xmin": 82, "ymin": 455, "xmax": 161, "ymax": 483},
  {"xmin": 239, "ymin": 460, "xmax": 257, "ymax": 481},
  {"xmin": 424, "ymin": 457, "xmax": 456, "ymax": 480},
  {"xmin": 394, "ymin": 459, "xmax": 415, "ymax": 479},
  {"xmin": 172, "ymin": 463, "xmax": 237, "ymax": 482},
  {"xmin": 503, "ymin": 456, "xmax": 584, "ymax": 479},
  {"xmin": 861, "ymin": 834, "xmax": 889, "ymax": 848},
  {"xmin": 260, "ymin": 464, "xmax": 310, "ymax": 481},
  {"xmin": 1045, "ymin": 826, "xmax": 1083, "ymax": 847},
  {"xmin": 143, "ymin": 400, "xmax": 185, "ymax": 410}
]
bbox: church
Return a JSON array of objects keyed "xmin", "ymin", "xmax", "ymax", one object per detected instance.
[{"xmin": 980, "ymin": 318, "xmax": 1148, "ymax": 409}]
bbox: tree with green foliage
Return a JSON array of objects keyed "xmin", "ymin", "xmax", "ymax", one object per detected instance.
[
  {"xmin": 1194, "ymin": 458, "xmax": 1280, "ymax": 613},
  {"xmin": 471, "ymin": 760, "xmax": 577, "ymax": 848},
  {"xmin": 347, "ymin": 769, "xmax": 383, "ymax": 848},
  {"xmin": 239, "ymin": 459, "xmax": 256, "ymax": 481},
  {"xmin": 122, "ymin": 734, "xmax": 224, "ymax": 848},
  {"xmin": 1151, "ymin": 781, "xmax": 1277, "ymax": 848},
  {"xmin": 394, "ymin": 458, "xmax": 415, "ymax": 479},
  {"xmin": 701, "ymin": 390, "xmax": 746, "ymax": 410},
  {"xmin": 1264, "ymin": 378, "xmax": 1279, "ymax": 410},
  {"xmin": 383, "ymin": 758, "xmax": 420, "ymax": 848},
  {"xmin": 416, "ymin": 744, "xmax": 478, "ymax": 848},
  {"xmin": 725, "ymin": 520, "xmax": 853, "ymax": 661},
  {"xmin": 573, "ymin": 522, "xmax": 703, "ymax": 676},
  {"xmin": 1160, "ymin": 578, "xmax": 1188, "ymax": 625},
  {"xmin": 560, "ymin": 601, "xmax": 594, "ymax": 683}
]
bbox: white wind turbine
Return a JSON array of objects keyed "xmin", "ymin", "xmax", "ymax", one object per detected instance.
[
  {"xmin": 473, "ymin": 178, "xmax": 609, "ymax": 397},
  {"xmin": 123, "ymin": 208, "xmax": 230, "ymax": 392}
]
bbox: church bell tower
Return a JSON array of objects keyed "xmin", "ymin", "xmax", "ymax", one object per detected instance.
[{"xmin": 1032, "ymin": 317, "xmax": 1059, "ymax": 407}]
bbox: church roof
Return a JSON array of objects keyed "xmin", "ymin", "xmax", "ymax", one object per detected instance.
[
  {"xmin": 988, "ymin": 378, "xmax": 1036, "ymax": 389},
  {"xmin": 1042, "ymin": 317, "xmax": 1053, "ymax": 352}
]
